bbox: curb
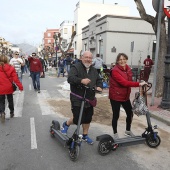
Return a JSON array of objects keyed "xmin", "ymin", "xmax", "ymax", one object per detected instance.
[
  {"xmin": 150, "ymin": 112, "xmax": 170, "ymax": 126},
  {"xmin": 121, "ymin": 107, "xmax": 170, "ymax": 126}
]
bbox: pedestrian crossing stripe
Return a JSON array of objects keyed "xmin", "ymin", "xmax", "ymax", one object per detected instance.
[
  {"xmin": 5, "ymin": 91, "xmax": 25, "ymax": 118},
  {"xmin": 37, "ymin": 90, "xmax": 55, "ymax": 115}
]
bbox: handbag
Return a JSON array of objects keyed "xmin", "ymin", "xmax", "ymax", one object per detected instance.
[
  {"xmin": 132, "ymin": 92, "xmax": 149, "ymax": 116},
  {"xmin": 2, "ymin": 66, "xmax": 17, "ymax": 91}
]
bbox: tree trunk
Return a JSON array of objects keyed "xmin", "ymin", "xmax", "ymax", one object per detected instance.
[
  {"xmin": 58, "ymin": 31, "xmax": 76, "ymax": 58},
  {"xmin": 134, "ymin": 0, "xmax": 167, "ymax": 97}
]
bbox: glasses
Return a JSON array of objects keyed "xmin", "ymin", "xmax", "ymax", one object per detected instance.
[{"xmin": 15, "ymin": 54, "xmax": 19, "ymax": 55}]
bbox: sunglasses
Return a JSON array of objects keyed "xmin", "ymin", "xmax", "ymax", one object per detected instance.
[{"xmin": 15, "ymin": 54, "xmax": 19, "ymax": 55}]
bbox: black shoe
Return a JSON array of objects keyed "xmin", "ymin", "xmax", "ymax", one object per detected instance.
[
  {"xmin": 38, "ymin": 90, "xmax": 40, "ymax": 93},
  {"xmin": 10, "ymin": 113, "xmax": 14, "ymax": 118}
]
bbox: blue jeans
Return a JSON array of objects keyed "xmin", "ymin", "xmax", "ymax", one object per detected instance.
[
  {"xmin": 66, "ymin": 65, "xmax": 70, "ymax": 73},
  {"xmin": 58, "ymin": 67, "xmax": 64, "ymax": 77},
  {"xmin": 31, "ymin": 72, "xmax": 40, "ymax": 90}
]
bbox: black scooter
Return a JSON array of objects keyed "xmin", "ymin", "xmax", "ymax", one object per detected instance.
[
  {"xmin": 96, "ymin": 83, "xmax": 161, "ymax": 156},
  {"xmin": 50, "ymin": 85, "xmax": 96, "ymax": 161}
]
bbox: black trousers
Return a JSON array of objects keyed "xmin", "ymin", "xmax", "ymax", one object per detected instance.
[
  {"xmin": 0, "ymin": 94, "xmax": 14, "ymax": 114},
  {"xmin": 110, "ymin": 99, "xmax": 133, "ymax": 134}
]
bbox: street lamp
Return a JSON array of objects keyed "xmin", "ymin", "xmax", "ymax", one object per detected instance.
[
  {"xmin": 160, "ymin": 17, "xmax": 170, "ymax": 109},
  {"xmin": 53, "ymin": 32, "xmax": 58, "ymax": 68}
]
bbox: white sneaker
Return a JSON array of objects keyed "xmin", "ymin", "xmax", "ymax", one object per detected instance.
[
  {"xmin": 19, "ymin": 91, "xmax": 21, "ymax": 94},
  {"xmin": 113, "ymin": 133, "xmax": 119, "ymax": 139},
  {"xmin": 124, "ymin": 130, "xmax": 135, "ymax": 137}
]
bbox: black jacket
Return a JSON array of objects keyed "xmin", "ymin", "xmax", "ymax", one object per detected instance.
[{"xmin": 67, "ymin": 62, "xmax": 103, "ymax": 107}]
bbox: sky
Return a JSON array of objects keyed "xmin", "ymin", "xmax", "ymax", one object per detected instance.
[{"xmin": 0, "ymin": 0, "xmax": 156, "ymax": 46}]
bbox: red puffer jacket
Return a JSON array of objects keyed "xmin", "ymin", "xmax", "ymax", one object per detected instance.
[
  {"xmin": 0, "ymin": 64, "xmax": 23, "ymax": 94},
  {"xmin": 109, "ymin": 64, "xmax": 139, "ymax": 101}
]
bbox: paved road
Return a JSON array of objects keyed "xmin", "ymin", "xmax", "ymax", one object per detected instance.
[{"xmin": 0, "ymin": 72, "xmax": 169, "ymax": 170}]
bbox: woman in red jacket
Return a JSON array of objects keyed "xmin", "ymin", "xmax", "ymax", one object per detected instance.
[
  {"xmin": 109, "ymin": 53, "xmax": 147, "ymax": 139},
  {"xmin": 0, "ymin": 55, "xmax": 23, "ymax": 123}
]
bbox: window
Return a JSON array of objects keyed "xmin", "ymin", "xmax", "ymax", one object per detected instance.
[
  {"xmin": 48, "ymin": 33, "xmax": 51, "ymax": 37},
  {"xmin": 48, "ymin": 39, "xmax": 51, "ymax": 43},
  {"xmin": 64, "ymin": 28, "xmax": 68, "ymax": 34}
]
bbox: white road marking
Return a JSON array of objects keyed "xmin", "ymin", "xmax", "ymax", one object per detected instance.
[
  {"xmin": 29, "ymin": 84, "xmax": 32, "ymax": 91},
  {"xmin": 5, "ymin": 91, "xmax": 24, "ymax": 118},
  {"xmin": 58, "ymin": 89, "xmax": 70, "ymax": 98},
  {"xmin": 37, "ymin": 90, "xmax": 56, "ymax": 115},
  {"xmin": 30, "ymin": 117, "xmax": 37, "ymax": 149}
]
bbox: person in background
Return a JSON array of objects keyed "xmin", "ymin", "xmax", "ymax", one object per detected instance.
[
  {"xmin": 28, "ymin": 53, "xmax": 43, "ymax": 93},
  {"xmin": 57, "ymin": 56, "xmax": 65, "ymax": 77},
  {"xmin": 44, "ymin": 58, "xmax": 48, "ymax": 72},
  {"xmin": 143, "ymin": 55, "xmax": 154, "ymax": 82},
  {"xmin": 109, "ymin": 53, "xmax": 147, "ymax": 139},
  {"xmin": 92, "ymin": 54, "xmax": 104, "ymax": 74},
  {"xmin": 39, "ymin": 56, "xmax": 45, "ymax": 78},
  {"xmin": 21, "ymin": 55, "xmax": 26, "ymax": 75},
  {"xmin": 10, "ymin": 51, "xmax": 24, "ymax": 83},
  {"xmin": 65, "ymin": 55, "xmax": 73, "ymax": 74},
  {"xmin": 0, "ymin": 55, "xmax": 23, "ymax": 122},
  {"xmin": 61, "ymin": 51, "xmax": 103, "ymax": 145}
]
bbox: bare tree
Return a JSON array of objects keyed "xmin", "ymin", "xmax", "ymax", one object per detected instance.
[
  {"xmin": 57, "ymin": 31, "xmax": 76, "ymax": 58},
  {"xmin": 134, "ymin": 0, "xmax": 167, "ymax": 97}
]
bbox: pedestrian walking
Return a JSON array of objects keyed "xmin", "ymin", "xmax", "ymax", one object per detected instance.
[
  {"xmin": 92, "ymin": 54, "xmax": 104, "ymax": 74},
  {"xmin": 0, "ymin": 55, "xmax": 23, "ymax": 122},
  {"xmin": 64, "ymin": 55, "xmax": 73, "ymax": 74},
  {"xmin": 109, "ymin": 53, "xmax": 147, "ymax": 139},
  {"xmin": 57, "ymin": 56, "xmax": 65, "ymax": 77},
  {"xmin": 143, "ymin": 55, "xmax": 154, "ymax": 82},
  {"xmin": 39, "ymin": 56, "xmax": 45, "ymax": 78},
  {"xmin": 9, "ymin": 51, "xmax": 24, "ymax": 83},
  {"xmin": 61, "ymin": 51, "xmax": 103, "ymax": 144},
  {"xmin": 28, "ymin": 53, "xmax": 43, "ymax": 93}
]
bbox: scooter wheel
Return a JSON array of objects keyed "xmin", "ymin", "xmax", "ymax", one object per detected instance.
[
  {"xmin": 69, "ymin": 145, "xmax": 80, "ymax": 161},
  {"xmin": 52, "ymin": 120, "xmax": 60, "ymax": 130},
  {"xmin": 146, "ymin": 134, "xmax": 161, "ymax": 148},
  {"xmin": 98, "ymin": 139, "xmax": 112, "ymax": 156}
]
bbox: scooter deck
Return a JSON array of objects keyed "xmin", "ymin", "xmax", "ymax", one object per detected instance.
[
  {"xmin": 52, "ymin": 128, "xmax": 69, "ymax": 147},
  {"xmin": 114, "ymin": 136, "xmax": 146, "ymax": 147}
]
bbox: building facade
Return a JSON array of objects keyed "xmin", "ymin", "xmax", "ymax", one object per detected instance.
[
  {"xmin": 82, "ymin": 14, "xmax": 156, "ymax": 67},
  {"xmin": 59, "ymin": 20, "xmax": 74, "ymax": 57},
  {"xmin": 74, "ymin": 1, "xmax": 130, "ymax": 58}
]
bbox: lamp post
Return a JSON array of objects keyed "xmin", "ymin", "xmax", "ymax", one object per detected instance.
[
  {"xmin": 53, "ymin": 32, "xmax": 58, "ymax": 68},
  {"xmin": 160, "ymin": 18, "xmax": 170, "ymax": 109}
]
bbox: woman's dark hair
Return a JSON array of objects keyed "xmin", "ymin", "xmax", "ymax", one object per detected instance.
[
  {"xmin": 0, "ymin": 55, "xmax": 9, "ymax": 66},
  {"xmin": 116, "ymin": 53, "xmax": 128, "ymax": 64}
]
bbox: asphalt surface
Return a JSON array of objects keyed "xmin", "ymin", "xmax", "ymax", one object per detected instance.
[{"xmin": 0, "ymin": 71, "xmax": 169, "ymax": 170}]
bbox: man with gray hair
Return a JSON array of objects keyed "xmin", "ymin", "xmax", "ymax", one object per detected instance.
[{"xmin": 61, "ymin": 51, "xmax": 103, "ymax": 145}]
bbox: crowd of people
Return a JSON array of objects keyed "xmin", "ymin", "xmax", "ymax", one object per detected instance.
[{"xmin": 0, "ymin": 51, "xmax": 151, "ymax": 145}]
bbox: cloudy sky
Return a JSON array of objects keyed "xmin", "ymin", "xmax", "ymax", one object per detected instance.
[{"xmin": 0, "ymin": 0, "xmax": 155, "ymax": 46}]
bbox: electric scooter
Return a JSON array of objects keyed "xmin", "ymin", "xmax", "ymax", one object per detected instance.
[
  {"xmin": 50, "ymin": 85, "xmax": 97, "ymax": 161},
  {"xmin": 96, "ymin": 83, "xmax": 161, "ymax": 156}
]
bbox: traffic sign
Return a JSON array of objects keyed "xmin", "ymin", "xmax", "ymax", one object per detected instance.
[
  {"xmin": 152, "ymin": 0, "xmax": 159, "ymax": 12},
  {"xmin": 164, "ymin": 8, "xmax": 170, "ymax": 17},
  {"xmin": 164, "ymin": 0, "xmax": 170, "ymax": 8}
]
